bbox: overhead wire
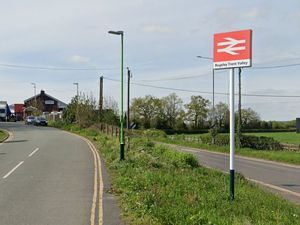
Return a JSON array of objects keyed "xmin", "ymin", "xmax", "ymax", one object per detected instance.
[
  {"xmin": 0, "ymin": 63, "xmax": 119, "ymax": 71},
  {"xmin": 128, "ymin": 62, "xmax": 300, "ymax": 82},
  {"xmin": 103, "ymin": 77, "xmax": 300, "ymax": 98},
  {"xmin": 251, "ymin": 63, "xmax": 300, "ymax": 69}
]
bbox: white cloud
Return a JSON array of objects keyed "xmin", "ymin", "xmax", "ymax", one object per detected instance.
[{"xmin": 67, "ymin": 55, "xmax": 90, "ymax": 63}]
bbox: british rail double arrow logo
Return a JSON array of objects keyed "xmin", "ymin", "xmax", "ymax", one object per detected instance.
[{"xmin": 217, "ymin": 38, "xmax": 246, "ymax": 55}]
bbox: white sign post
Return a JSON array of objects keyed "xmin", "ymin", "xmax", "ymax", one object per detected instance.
[
  {"xmin": 214, "ymin": 29, "xmax": 252, "ymax": 201},
  {"xmin": 229, "ymin": 68, "xmax": 235, "ymax": 201}
]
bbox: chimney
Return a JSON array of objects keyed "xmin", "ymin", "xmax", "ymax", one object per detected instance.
[{"xmin": 41, "ymin": 90, "xmax": 45, "ymax": 95}]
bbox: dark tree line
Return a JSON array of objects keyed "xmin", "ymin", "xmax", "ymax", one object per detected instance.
[
  {"xmin": 131, "ymin": 93, "xmax": 263, "ymax": 131},
  {"xmin": 62, "ymin": 92, "xmax": 295, "ymax": 131}
]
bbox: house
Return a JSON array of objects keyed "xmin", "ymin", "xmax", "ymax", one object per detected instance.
[{"xmin": 24, "ymin": 90, "xmax": 67, "ymax": 115}]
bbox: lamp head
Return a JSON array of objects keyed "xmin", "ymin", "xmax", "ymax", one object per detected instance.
[{"xmin": 108, "ymin": 30, "xmax": 124, "ymax": 35}]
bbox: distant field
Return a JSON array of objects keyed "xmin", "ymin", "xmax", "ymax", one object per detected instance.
[
  {"xmin": 180, "ymin": 132, "xmax": 300, "ymax": 145},
  {"xmin": 245, "ymin": 132, "xmax": 300, "ymax": 145}
]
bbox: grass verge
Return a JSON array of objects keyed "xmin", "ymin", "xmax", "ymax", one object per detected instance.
[
  {"xmin": 157, "ymin": 136, "xmax": 300, "ymax": 166},
  {"xmin": 0, "ymin": 129, "xmax": 8, "ymax": 143},
  {"xmin": 51, "ymin": 122, "xmax": 300, "ymax": 224}
]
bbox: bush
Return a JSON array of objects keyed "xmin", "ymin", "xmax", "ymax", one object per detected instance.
[
  {"xmin": 142, "ymin": 129, "xmax": 167, "ymax": 138},
  {"xmin": 172, "ymin": 133, "xmax": 283, "ymax": 151},
  {"xmin": 240, "ymin": 135, "xmax": 282, "ymax": 150}
]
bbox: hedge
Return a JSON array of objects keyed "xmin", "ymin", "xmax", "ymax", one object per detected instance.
[{"xmin": 173, "ymin": 134, "xmax": 283, "ymax": 151}]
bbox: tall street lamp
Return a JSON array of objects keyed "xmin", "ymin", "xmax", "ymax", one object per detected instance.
[
  {"xmin": 73, "ymin": 82, "xmax": 79, "ymax": 123},
  {"xmin": 108, "ymin": 30, "xmax": 125, "ymax": 160},
  {"xmin": 73, "ymin": 82, "xmax": 79, "ymax": 97},
  {"xmin": 196, "ymin": 56, "xmax": 214, "ymax": 110},
  {"xmin": 31, "ymin": 82, "xmax": 37, "ymax": 107},
  {"xmin": 126, "ymin": 67, "xmax": 132, "ymax": 131}
]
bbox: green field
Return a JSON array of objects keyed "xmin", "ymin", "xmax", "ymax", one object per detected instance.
[
  {"xmin": 245, "ymin": 132, "xmax": 300, "ymax": 145},
  {"xmin": 0, "ymin": 130, "xmax": 8, "ymax": 142},
  {"xmin": 184, "ymin": 132, "xmax": 300, "ymax": 145},
  {"xmin": 50, "ymin": 123, "xmax": 300, "ymax": 225}
]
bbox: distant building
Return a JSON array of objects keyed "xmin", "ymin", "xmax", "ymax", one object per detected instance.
[
  {"xmin": 24, "ymin": 90, "xmax": 67, "ymax": 116},
  {"xmin": 9, "ymin": 104, "xmax": 24, "ymax": 121}
]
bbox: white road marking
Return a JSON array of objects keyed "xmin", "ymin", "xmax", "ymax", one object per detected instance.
[
  {"xmin": 247, "ymin": 177, "xmax": 300, "ymax": 198},
  {"xmin": 28, "ymin": 148, "xmax": 39, "ymax": 157},
  {"xmin": 3, "ymin": 161, "xmax": 24, "ymax": 179}
]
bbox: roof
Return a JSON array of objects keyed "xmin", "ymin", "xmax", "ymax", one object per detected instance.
[{"xmin": 24, "ymin": 91, "xmax": 67, "ymax": 108}]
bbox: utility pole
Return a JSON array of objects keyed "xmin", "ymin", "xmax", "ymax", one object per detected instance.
[
  {"xmin": 127, "ymin": 67, "xmax": 131, "ymax": 130},
  {"xmin": 99, "ymin": 76, "xmax": 103, "ymax": 114}
]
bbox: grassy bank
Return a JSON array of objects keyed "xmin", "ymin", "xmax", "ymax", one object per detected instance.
[
  {"xmin": 51, "ymin": 122, "xmax": 300, "ymax": 225},
  {"xmin": 0, "ymin": 129, "xmax": 8, "ymax": 142},
  {"xmin": 158, "ymin": 135, "xmax": 300, "ymax": 165}
]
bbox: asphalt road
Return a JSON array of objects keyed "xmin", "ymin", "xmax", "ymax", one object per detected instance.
[
  {"xmin": 163, "ymin": 143, "xmax": 300, "ymax": 205},
  {"xmin": 0, "ymin": 122, "xmax": 122, "ymax": 225}
]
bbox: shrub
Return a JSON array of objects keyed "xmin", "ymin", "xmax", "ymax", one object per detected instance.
[
  {"xmin": 171, "ymin": 133, "xmax": 283, "ymax": 151},
  {"xmin": 143, "ymin": 129, "xmax": 167, "ymax": 138},
  {"xmin": 240, "ymin": 135, "xmax": 282, "ymax": 150}
]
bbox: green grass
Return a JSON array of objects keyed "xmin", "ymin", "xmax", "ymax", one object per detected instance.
[
  {"xmin": 157, "ymin": 136, "xmax": 300, "ymax": 165},
  {"xmin": 0, "ymin": 129, "xmax": 8, "ymax": 142},
  {"xmin": 244, "ymin": 132, "xmax": 300, "ymax": 145},
  {"xmin": 51, "ymin": 122, "xmax": 300, "ymax": 225},
  {"xmin": 182, "ymin": 131, "xmax": 300, "ymax": 145}
]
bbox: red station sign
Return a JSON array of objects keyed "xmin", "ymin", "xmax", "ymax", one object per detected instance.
[{"xmin": 213, "ymin": 29, "xmax": 252, "ymax": 69}]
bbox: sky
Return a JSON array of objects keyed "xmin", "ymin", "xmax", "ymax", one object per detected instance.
[{"xmin": 0, "ymin": 0, "xmax": 299, "ymax": 121}]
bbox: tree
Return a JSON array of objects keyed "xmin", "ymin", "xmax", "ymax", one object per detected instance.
[
  {"xmin": 101, "ymin": 96, "xmax": 119, "ymax": 125},
  {"xmin": 63, "ymin": 96, "xmax": 77, "ymax": 123},
  {"xmin": 77, "ymin": 93, "xmax": 97, "ymax": 128},
  {"xmin": 131, "ymin": 95, "xmax": 161, "ymax": 128},
  {"xmin": 214, "ymin": 102, "xmax": 229, "ymax": 129},
  {"xmin": 185, "ymin": 95, "xmax": 210, "ymax": 129},
  {"xmin": 160, "ymin": 93, "xmax": 184, "ymax": 129},
  {"xmin": 63, "ymin": 93, "xmax": 98, "ymax": 128},
  {"xmin": 103, "ymin": 96, "xmax": 118, "ymax": 116},
  {"xmin": 239, "ymin": 108, "xmax": 261, "ymax": 129}
]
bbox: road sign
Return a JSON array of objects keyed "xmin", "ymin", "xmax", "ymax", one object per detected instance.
[
  {"xmin": 213, "ymin": 29, "xmax": 252, "ymax": 69},
  {"xmin": 213, "ymin": 29, "xmax": 253, "ymax": 201}
]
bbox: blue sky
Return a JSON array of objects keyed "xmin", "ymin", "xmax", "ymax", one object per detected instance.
[{"xmin": 0, "ymin": 0, "xmax": 299, "ymax": 120}]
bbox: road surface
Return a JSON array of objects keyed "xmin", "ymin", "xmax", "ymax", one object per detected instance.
[
  {"xmin": 162, "ymin": 143, "xmax": 300, "ymax": 205},
  {"xmin": 0, "ymin": 122, "xmax": 122, "ymax": 225}
]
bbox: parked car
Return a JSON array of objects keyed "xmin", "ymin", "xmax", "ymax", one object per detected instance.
[
  {"xmin": 34, "ymin": 117, "xmax": 48, "ymax": 126},
  {"xmin": 25, "ymin": 116, "xmax": 36, "ymax": 125}
]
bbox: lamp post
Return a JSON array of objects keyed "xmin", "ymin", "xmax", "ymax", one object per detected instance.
[
  {"xmin": 73, "ymin": 82, "xmax": 79, "ymax": 97},
  {"xmin": 108, "ymin": 30, "xmax": 125, "ymax": 160},
  {"xmin": 126, "ymin": 67, "xmax": 132, "ymax": 131},
  {"xmin": 31, "ymin": 82, "xmax": 37, "ymax": 107},
  {"xmin": 73, "ymin": 82, "xmax": 79, "ymax": 123},
  {"xmin": 196, "ymin": 56, "xmax": 214, "ymax": 110}
]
